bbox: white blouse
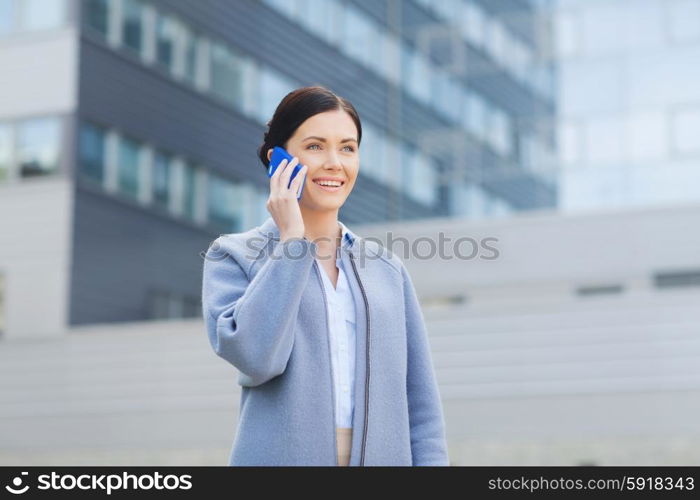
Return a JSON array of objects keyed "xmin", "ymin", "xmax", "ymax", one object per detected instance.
[{"xmin": 316, "ymin": 222, "xmax": 357, "ymax": 429}]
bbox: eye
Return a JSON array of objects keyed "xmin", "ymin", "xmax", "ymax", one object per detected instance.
[
  {"xmin": 307, "ymin": 144, "xmax": 321, "ymax": 150},
  {"xmin": 343, "ymin": 145, "xmax": 355, "ymax": 152}
]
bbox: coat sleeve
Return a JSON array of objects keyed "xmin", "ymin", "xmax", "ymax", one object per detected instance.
[
  {"xmin": 201, "ymin": 235, "xmax": 317, "ymax": 387},
  {"xmin": 400, "ymin": 261, "xmax": 450, "ymax": 466}
]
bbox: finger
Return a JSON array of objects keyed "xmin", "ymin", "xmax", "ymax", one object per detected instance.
[
  {"xmin": 270, "ymin": 158, "xmax": 287, "ymax": 195},
  {"xmin": 290, "ymin": 165, "xmax": 307, "ymax": 197},
  {"xmin": 280, "ymin": 156, "xmax": 299, "ymax": 191}
]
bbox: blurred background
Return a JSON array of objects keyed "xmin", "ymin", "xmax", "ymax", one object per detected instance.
[{"xmin": 1, "ymin": 0, "xmax": 699, "ymax": 465}]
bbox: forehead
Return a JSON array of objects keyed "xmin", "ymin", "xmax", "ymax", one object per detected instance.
[{"xmin": 294, "ymin": 110, "xmax": 357, "ymax": 139}]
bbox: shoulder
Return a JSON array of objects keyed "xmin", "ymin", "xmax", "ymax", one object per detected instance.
[
  {"xmin": 202, "ymin": 225, "xmax": 273, "ymax": 274},
  {"xmin": 354, "ymin": 236, "xmax": 406, "ymax": 278}
]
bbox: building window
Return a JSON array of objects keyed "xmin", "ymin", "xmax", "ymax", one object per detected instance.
[
  {"xmin": 17, "ymin": 116, "xmax": 61, "ymax": 178},
  {"xmin": 250, "ymin": 186, "xmax": 269, "ymax": 227},
  {"xmin": 559, "ymin": 121, "xmax": 583, "ymax": 166},
  {"xmin": 262, "ymin": 0, "xmax": 299, "ymax": 19},
  {"xmin": 18, "ymin": 0, "xmax": 64, "ymax": 31},
  {"xmin": 490, "ymin": 108, "xmax": 513, "ymax": 156},
  {"xmin": 671, "ymin": 106, "xmax": 700, "ymax": 155},
  {"xmin": 462, "ymin": 1, "xmax": 486, "ymax": 49},
  {"xmin": 667, "ymin": 0, "xmax": 700, "ymax": 44},
  {"xmin": 0, "ymin": 123, "xmax": 11, "ymax": 181},
  {"xmin": 400, "ymin": 143, "xmax": 416, "ymax": 197},
  {"xmin": 257, "ymin": 67, "xmax": 297, "ymax": 123},
  {"xmin": 654, "ymin": 269, "xmax": 700, "ymax": 289},
  {"xmin": 368, "ymin": 127, "xmax": 389, "ymax": 184},
  {"xmin": 155, "ymin": 12, "xmax": 179, "ymax": 74},
  {"xmin": 181, "ymin": 25, "xmax": 199, "ymax": 84},
  {"xmin": 0, "ymin": 0, "xmax": 15, "ymax": 36},
  {"xmin": 412, "ymin": 153, "xmax": 438, "ymax": 206},
  {"xmin": 485, "ymin": 18, "xmax": 508, "ymax": 68},
  {"xmin": 401, "ymin": 145, "xmax": 437, "ymax": 206},
  {"xmin": 555, "ymin": 9, "xmax": 581, "ymax": 59},
  {"xmin": 83, "ymin": 0, "xmax": 108, "ymax": 36},
  {"xmin": 342, "ymin": 4, "xmax": 377, "ymax": 69},
  {"xmin": 149, "ymin": 290, "xmax": 201, "ymax": 319},
  {"xmin": 207, "ymin": 173, "xmax": 241, "ymax": 233},
  {"xmin": 149, "ymin": 289, "xmax": 183, "ymax": 319},
  {"xmin": 381, "ymin": 33, "xmax": 401, "ymax": 84},
  {"xmin": 576, "ymin": 284, "xmax": 624, "ymax": 296},
  {"xmin": 432, "ymin": 0, "xmax": 461, "ymax": 22},
  {"xmin": 182, "ymin": 161, "xmax": 198, "ymax": 221},
  {"xmin": 117, "ymin": 135, "xmax": 141, "ymax": 199},
  {"xmin": 405, "ymin": 47, "xmax": 431, "ymax": 104},
  {"xmin": 297, "ymin": 0, "xmax": 337, "ymax": 44},
  {"xmin": 382, "ymin": 135, "xmax": 401, "ymax": 190},
  {"xmin": 152, "ymin": 150, "xmax": 172, "ymax": 210},
  {"xmin": 465, "ymin": 92, "xmax": 487, "ymax": 140},
  {"xmin": 79, "ymin": 121, "xmax": 106, "ymax": 184},
  {"xmin": 359, "ymin": 122, "xmax": 381, "ymax": 181},
  {"xmin": 122, "ymin": 0, "xmax": 144, "ymax": 54},
  {"xmin": 241, "ymin": 59, "xmax": 259, "ymax": 118},
  {"xmin": 210, "ymin": 41, "xmax": 245, "ymax": 109}
]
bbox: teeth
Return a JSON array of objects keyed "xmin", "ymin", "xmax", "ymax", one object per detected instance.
[{"xmin": 315, "ymin": 180, "xmax": 342, "ymax": 187}]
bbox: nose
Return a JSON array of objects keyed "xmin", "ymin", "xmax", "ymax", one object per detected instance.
[{"xmin": 323, "ymin": 150, "xmax": 343, "ymax": 170}]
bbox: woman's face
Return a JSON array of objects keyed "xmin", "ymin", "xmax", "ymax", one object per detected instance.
[{"xmin": 268, "ymin": 109, "xmax": 359, "ymax": 212}]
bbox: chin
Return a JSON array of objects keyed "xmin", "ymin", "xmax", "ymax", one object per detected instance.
[{"xmin": 304, "ymin": 199, "xmax": 345, "ymax": 211}]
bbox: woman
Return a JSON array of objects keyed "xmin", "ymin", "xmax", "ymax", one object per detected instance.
[{"xmin": 201, "ymin": 85, "xmax": 449, "ymax": 466}]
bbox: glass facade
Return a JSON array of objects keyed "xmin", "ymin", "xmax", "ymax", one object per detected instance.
[
  {"xmin": 76, "ymin": 0, "xmax": 547, "ymax": 218},
  {"xmin": 69, "ymin": 0, "xmax": 561, "ymax": 225},
  {"xmin": 555, "ymin": 0, "xmax": 700, "ymax": 211}
]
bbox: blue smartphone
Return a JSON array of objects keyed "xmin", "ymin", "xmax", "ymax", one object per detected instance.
[{"xmin": 267, "ymin": 146, "xmax": 306, "ymax": 200}]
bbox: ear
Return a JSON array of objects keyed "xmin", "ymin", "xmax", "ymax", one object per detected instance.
[{"xmin": 266, "ymin": 148, "xmax": 272, "ymax": 162}]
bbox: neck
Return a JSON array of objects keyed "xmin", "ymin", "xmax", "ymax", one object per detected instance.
[{"xmin": 299, "ymin": 206, "xmax": 341, "ymax": 249}]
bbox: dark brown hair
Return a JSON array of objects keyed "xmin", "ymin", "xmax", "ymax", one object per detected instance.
[{"xmin": 257, "ymin": 85, "xmax": 362, "ymax": 169}]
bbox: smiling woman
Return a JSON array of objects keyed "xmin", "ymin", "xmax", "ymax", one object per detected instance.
[{"xmin": 201, "ymin": 85, "xmax": 449, "ymax": 467}]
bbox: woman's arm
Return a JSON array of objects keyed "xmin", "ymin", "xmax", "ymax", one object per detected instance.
[
  {"xmin": 201, "ymin": 235, "xmax": 316, "ymax": 387},
  {"xmin": 401, "ymin": 261, "xmax": 450, "ymax": 466}
]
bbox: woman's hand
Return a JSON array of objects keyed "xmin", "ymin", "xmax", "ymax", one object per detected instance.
[{"xmin": 267, "ymin": 156, "xmax": 307, "ymax": 242}]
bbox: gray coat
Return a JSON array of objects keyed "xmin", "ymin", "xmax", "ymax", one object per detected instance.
[{"xmin": 201, "ymin": 216, "xmax": 449, "ymax": 466}]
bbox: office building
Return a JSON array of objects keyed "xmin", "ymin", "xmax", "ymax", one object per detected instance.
[{"xmin": 0, "ymin": 0, "xmax": 554, "ymax": 336}]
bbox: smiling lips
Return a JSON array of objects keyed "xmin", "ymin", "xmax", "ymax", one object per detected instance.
[{"xmin": 312, "ymin": 177, "xmax": 345, "ymax": 192}]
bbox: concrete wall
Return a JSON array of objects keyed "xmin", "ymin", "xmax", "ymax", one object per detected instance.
[
  {"xmin": 356, "ymin": 202, "xmax": 700, "ymax": 309},
  {"xmin": 0, "ymin": 27, "xmax": 78, "ymax": 120},
  {"xmin": 0, "ymin": 178, "xmax": 74, "ymax": 339},
  {"xmin": 1, "ymin": 203, "xmax": 698, "ymax": 465}
]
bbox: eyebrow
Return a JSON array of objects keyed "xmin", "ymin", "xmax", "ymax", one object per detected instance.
[{"xmin": 302, "ymin": 136, "xmax": 358, "ymax": 144}]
